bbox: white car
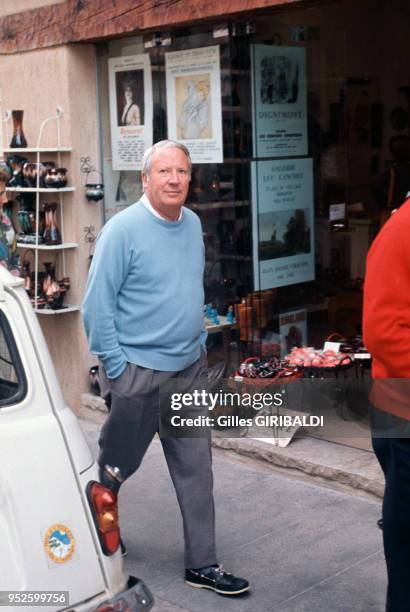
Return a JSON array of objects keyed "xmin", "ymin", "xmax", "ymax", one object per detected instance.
[{"xmin": 0, "ymin": 267, "xmax": 153, "ymax": 611}]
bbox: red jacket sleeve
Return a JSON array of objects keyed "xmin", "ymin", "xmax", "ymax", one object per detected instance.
[{"xmin": 363, "ymin": 207, "xmax": 410, "ymax": 378}]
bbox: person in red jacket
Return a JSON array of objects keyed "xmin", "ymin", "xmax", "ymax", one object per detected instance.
[{"xmin": 363, "ymin": 197, "xmax": 410, "ymax": 612}]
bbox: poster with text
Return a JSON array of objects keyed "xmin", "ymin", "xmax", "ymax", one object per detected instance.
[
  {"xmin": 252, "ymin": 158, "xmax": 314, "ymax": 290},
  {"xmin": 279, "ymin": 309, "xmax": 307, "ymax": 358},
  {"xmin": 251, "ymin": 44, "xmax": 307, "ymax": 158},
  {"xmin": 109, "ymin": 54, "xmax": 153, "ymax": 171},
  {"xmin": 165, "ymin": 46, "xmax": 223, "ymax": 163}
]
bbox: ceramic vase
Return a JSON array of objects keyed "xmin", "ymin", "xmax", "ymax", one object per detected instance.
[
  {"xmin": 10, "ymin": 110, "xmax": 28, "ymax": 148},
  {"xmin": 43, "ymin": 203, "xmax": 61, "ymax": 245},
  {"xmin": 85, "ymin": 183, "xmax": 104, "ymax": 202}
]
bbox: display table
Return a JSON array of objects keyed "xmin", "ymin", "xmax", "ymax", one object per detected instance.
[{"xmin": 205, "ymin": 316, "xmax": 236, "ymax": 367}]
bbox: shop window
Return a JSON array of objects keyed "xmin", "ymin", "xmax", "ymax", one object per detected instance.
[
  {"xmin": 93, "ymin": 0, "xmax": 410, "ymax": 451},
  {"xmin": 95, "ymin": 10, "xmax": 390, "ymax": 365},
  {"xmin": 0, "ymin": 311, "xmax": 27, "ymax": 407},
  {"xmin": 96, "ymin": 28, "xmax": 254, "ymax": 317}
]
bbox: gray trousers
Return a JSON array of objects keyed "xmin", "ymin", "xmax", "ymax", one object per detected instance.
[{"xmin": 98, "ymin": 351, "xmax": 217, "ymax": 569}]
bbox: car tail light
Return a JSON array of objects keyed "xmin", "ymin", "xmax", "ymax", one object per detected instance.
[{"xmin": 87, "ymin": 481, "xmax": 120, "ymax": 555}]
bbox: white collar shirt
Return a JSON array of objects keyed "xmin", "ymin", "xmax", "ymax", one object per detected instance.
[{"xmin": 141, "ymin": 192, "xmax": 183, "ymax": 221}]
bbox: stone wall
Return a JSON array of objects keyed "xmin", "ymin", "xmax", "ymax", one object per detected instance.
[
  {"xmin": 0, "ymin": 0, "xmax": 305, "ymax": 53},
  {"xmin": 1, "ymin": 44, "xmax": 102, "ymax": 412}
]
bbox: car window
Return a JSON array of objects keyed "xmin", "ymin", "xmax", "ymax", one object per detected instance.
[{"xmin": 0, "ymin": 310, "xmax": 27, "ymax": 407}]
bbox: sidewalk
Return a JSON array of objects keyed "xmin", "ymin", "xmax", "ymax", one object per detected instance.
[
  {"xmin": 212, "ymin": 434, "xmax": 384, "ymax": 500},
  {"xmin": 79, "ymin": 411, "xmax": 386, "ymax": 612},
  {"xmin": 80, "ymin": 393, "xmax": 384, "ymax": 501}
]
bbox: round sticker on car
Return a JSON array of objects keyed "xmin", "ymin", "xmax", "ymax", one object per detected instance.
[{"xmin": 44, "ymin": 524, "xmax": 76, "ymax": 564}]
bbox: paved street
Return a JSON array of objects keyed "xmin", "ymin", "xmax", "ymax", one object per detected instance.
[{"xmin": 81, "ymin": 419, "xmax": 387, "ymax": 612}]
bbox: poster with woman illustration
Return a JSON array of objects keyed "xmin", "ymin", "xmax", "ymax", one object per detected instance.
[
  {"xmin": 176, "ymin": 75, "xmax": 213, "ymax": 140},
  {"xmin": 109, "ymin": 54, "xmax": 153, "ymax": 170},
  {"xmin": 165, "ymin": 46, "xmax": 223, "ymax": 163}
]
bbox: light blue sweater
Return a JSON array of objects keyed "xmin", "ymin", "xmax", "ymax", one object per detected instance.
[{"xmin": 82, "ymin": 201, "xmax": 207, "ymax": 379}]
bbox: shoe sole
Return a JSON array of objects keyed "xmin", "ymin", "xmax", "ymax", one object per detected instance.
[{"xmin": 185, "ymin": 580, "xmax": 249, "ymax": 595}]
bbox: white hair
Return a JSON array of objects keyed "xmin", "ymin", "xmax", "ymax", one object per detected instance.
[{"xmin": 141, "ymin": 140, "xmax": 192, "ymax": 177}]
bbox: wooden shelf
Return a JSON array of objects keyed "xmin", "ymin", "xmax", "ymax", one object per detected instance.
[
  {"xmin": 6, "ymin": 187, "xmax": 74, "ymax": 193},
  {"xmin": 34, "ymin": 305, "xmax": 80, "ymax": 315},
  {"xmin": 205, "ymin": 315, "xmax": 235, "ymax": 333},
  {"xmin": 16, "ymin": 242, "xmax": 78, "ymax": 250},
  {"xmin": 1, "ymin": 113, "xmax": 77, "ymax": 318},
  {"xmin": 3, "ymin": 147, "xmax": 72, "ymax": 153}
]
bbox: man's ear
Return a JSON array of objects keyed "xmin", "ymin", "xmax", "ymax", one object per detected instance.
[{"xmin": 141, "ymin": 172, "xmax": 149, "ymax": 189}]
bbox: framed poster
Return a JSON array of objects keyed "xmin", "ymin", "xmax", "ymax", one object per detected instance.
[
  {"xmin": 165, "ymin": 45, "xmax": 223, "ymax": 163},
  {"xmin": 108, "ymin": 54, "xmax": 153, "ymax": 171},
  {"xmin": 251, "ymin": 158, "xmax": 314, "ymax": 290},
  {"xmin": 251, "ymin": 44, "xmax": 307, "ymax": 158}
]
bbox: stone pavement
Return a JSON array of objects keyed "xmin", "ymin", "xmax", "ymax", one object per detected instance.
[
  {"xmin": 80, "ymin": 394, "xmax": 385, "ymax": 501},
  {"xmin": 80, "ymin": 412, "xmax": 387, "ymax": 612},
  {"xmin": 212, "ymin": 433, "xmax": 384, "ymax": 500}
]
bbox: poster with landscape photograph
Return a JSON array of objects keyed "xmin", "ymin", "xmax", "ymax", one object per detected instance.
[{"xmin": 252, "ymin": 158, "xmax": 314, "ymax": 290}]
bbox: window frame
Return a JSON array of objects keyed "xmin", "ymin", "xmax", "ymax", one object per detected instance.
[{"xmin": 0, "ymin": 309, "xmax": 28, "ymax": 408}]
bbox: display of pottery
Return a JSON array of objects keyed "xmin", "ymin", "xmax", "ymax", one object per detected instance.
[
  {"xmin": 10, "ymin": 110, "xmax": 28, "ymax": 148},
  {"xmin": 0, "ymin": 201, "xmax": 19, "ymax": 272},
  {"xmin": 42, "ymin": 202, "xmax": 61, "ymax": 245},
  {"xmin": 22, "ymin": 162, "xmax": 46, "ymax": 187},
  {"xmin": 2, "ymin": 157, "xmax": 68, "ymax": 190},
  {"xmin": 22, "ymin": 261, "xmax": 32, "ymax": 294},
  {"xmin": 4, "ymin": 109, "xmax": 77, "ymax": 313},
  {"xmin": 30, "ymin": 296, "xmax": 47, "ymax": 309},
  {"xmin": 42, "ymin": 161, "xmax": 56, "ymax": 172},
  {"xmin": 17, "ymin": 209, "xmax": 31, "ymax": 235},
  {"xmin": 85, "ymin": 183, "xmax": 104, "ymax": 202},
  {"xmin": 44, "ymin": 167, "xmax": 68, "ymax": 189},
  {"xmin": 36, "ymin": 262, "xmax": 70, "ymax": 310},
  {"xmin": 17, "ymin": 194, "xmax": 44, "ymax": 243},
  {"xmin": 60, "ymin": 276, "xmax": 70, "ymax": 292},
  {"xmin": 7, "ymin": 154, "xmax": 28, "ymax": 187},
  {"xmin": 17, "ymin": 191, "xmax": 35, "ymax": 211},
  {"xmin": 0, "ymin": 161, "xmax": 11, "ymax": 183},
  {"xmin": 29, "ymin": 209, "xmax": 44, "ymax": 236},
  {"xmin": 41, "ymin": 162, "xmax": 57, "ymax": 186}
]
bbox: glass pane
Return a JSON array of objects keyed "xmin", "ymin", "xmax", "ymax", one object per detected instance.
[{"xmin": 0, "ymin": 311, "xmax": 24, "ymax": 405}]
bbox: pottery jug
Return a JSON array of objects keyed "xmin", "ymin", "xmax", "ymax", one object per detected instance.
[
  {"xmin": 23, "ymin": 162, "xmax": 46, "ymax": 188},
  {"xmin": 85, "ymin": 183, "xmax": 104, "ymax": 202},
  {"xmin": 43, "ymin": 203, "xmax": 61, "ymax": 245}
]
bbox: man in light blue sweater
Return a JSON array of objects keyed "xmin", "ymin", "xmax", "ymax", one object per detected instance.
[{"xmin": 82, "ymin": 140, "xmax": 249, "ymax": 596}]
